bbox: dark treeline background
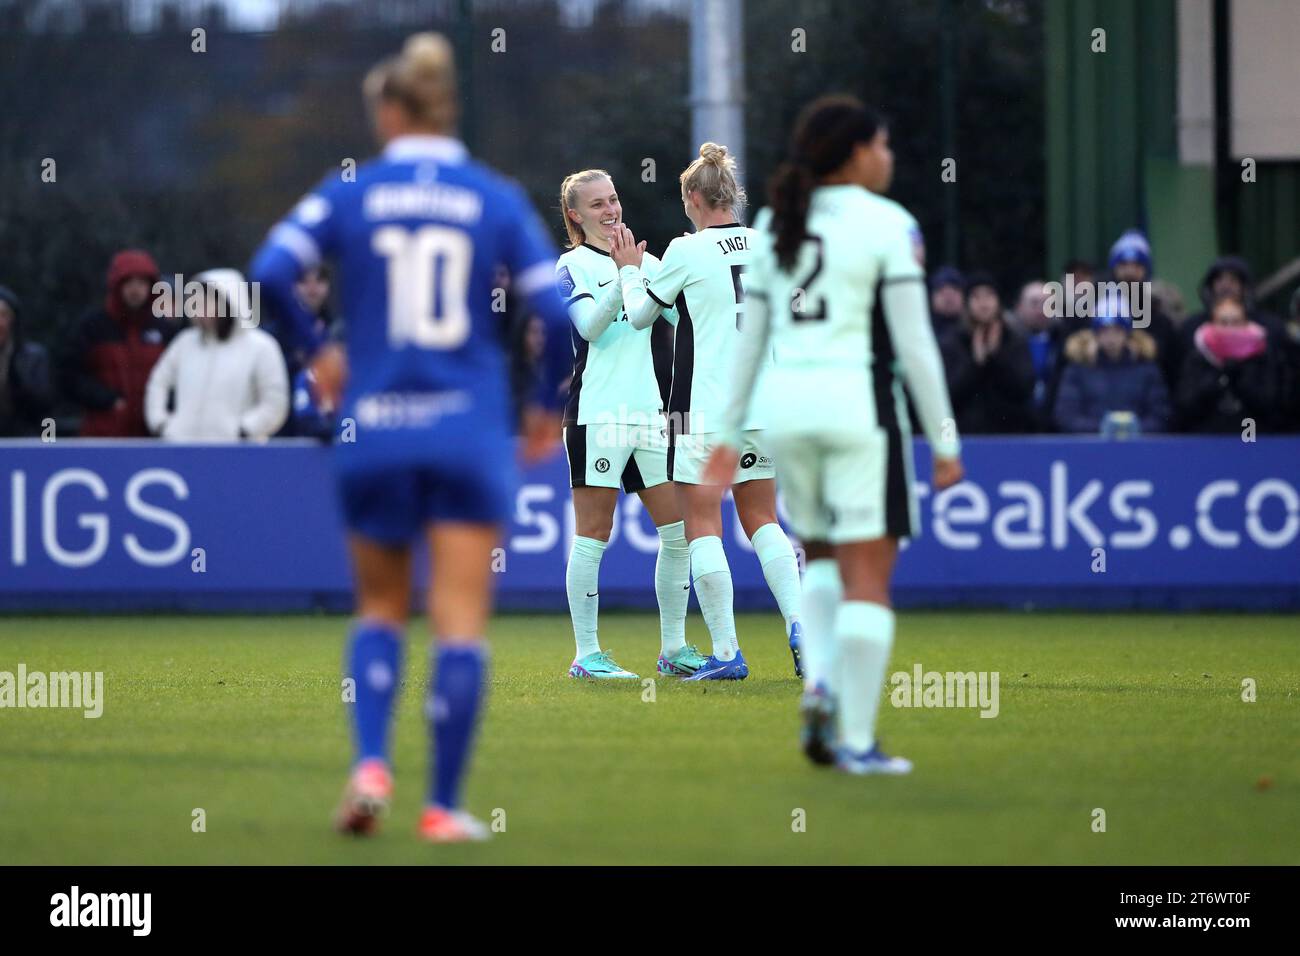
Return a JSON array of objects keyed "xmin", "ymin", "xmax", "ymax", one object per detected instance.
[{"xmin": 0, "ymin": 0, "xmax": 1043, "ymax": 347}]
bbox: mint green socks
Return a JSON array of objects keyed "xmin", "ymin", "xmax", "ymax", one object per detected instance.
[
  {"xmin": 566, "ymin": 535, "xmax": 607, "ymax": 659},
  {"xmin": 835, "ymin": 601, "xmax": 895, "ymax": 753},
  {"xmin": 800, "ymin": 557, "xmax": 842, "ymax": 691},
  {"xmin": 655, "ymin": 520, "xmax": 691, "ymax": 657},
  {"xmin": 750, "ymin": 522, "xmax": 801, "ymax": 631},
  {"xmin": 688, "ymin": 535, "xmax": 737, "ymax": 661}
]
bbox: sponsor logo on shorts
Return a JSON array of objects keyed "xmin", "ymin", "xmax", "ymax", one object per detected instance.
[
  {"xmin": 595, "ymin": 457, "xmax": 611, "ymax": 473},
  {"xmin": 740, "ymin": 453, "xmax": 757, "ymax": 469}
]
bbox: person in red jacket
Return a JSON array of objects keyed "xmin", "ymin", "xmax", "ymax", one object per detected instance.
[{"xmin": 59, "ymin": 249, "xmax": 176, "ymax": 437}]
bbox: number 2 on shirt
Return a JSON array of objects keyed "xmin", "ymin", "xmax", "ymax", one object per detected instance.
[{"xmin": 791, "ymin": 235, "xmax": 828, "ymax": 323}]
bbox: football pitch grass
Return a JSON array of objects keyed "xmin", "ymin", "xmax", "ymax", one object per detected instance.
[{"xmin": 1, "ymin": 611, "xmax": 1297, "ymax": 865}]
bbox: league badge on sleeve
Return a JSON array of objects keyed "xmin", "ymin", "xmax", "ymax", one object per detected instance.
[
  {"xmin": 910, "ymin": 226, "xmax": 926, "ymax": 267},
  {"xmin": 556, "ymin": 265, "xmax": 576, "ymax": 299}
]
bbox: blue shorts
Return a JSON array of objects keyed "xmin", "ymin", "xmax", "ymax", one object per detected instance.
[{"xmin": 337, "ymin": 458, "xmax": 517, "ymax": 546}]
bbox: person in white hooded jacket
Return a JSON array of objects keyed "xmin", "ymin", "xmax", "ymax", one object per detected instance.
[{"xmin": 145, "ymin": 268, "xmax": 289, "ymax": 441}]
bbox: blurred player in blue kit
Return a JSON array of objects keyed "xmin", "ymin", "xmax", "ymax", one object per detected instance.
[{"xmin": 250, "ymin": 33, "xmax": 571, "ymax": 843}]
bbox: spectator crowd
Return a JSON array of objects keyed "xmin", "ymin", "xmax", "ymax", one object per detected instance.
[
  {"xmin": 2, "ymin": 228, "xmax": 1299, "ymax": 440},
  {"xmin": 926, "ymin": 229, "xmax": 1300, "ymax": 437},
  {"xmin": 0, "ymin": 249, "xmax": 344, "ymax": 441}
]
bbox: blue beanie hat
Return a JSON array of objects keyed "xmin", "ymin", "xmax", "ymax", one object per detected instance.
[
  {"xmin": 1108, "ymin": 228, "xmax": 1152, "ymax": 273},
  {"xmin": 928, "ymin": 265, "xmax": 965, "ymax": 293},
  {"xmin": 1092, "ymin": 296, "xmax": 1133, "ymax": 332}
]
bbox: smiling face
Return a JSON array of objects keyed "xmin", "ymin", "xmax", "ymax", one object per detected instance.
[{"xmin": 567, "ymin": 176, "xmax": 621, "ymax": 246}]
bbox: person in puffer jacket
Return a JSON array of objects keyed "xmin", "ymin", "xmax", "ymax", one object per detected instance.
[
  {"xmin": 1053, "ymin": 305, "xmax": 1170, "ymax": 434},
  {"xmin": 144, "ymin": 269, "xmax": 289, "ymax": 441}
]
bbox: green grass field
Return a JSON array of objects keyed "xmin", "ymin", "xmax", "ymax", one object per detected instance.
[{"xmin": 1, "ymin": 611, "xmax": 1297, "ymax": 865}]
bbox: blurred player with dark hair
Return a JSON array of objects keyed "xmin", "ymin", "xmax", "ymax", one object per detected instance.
[
  {"xmin": 250, "ymin": 32, "xmax": 570, "ymax": 842},
  {"xmin": 707, "ymin": 97, "xmax": 964, "ymax": 773}
]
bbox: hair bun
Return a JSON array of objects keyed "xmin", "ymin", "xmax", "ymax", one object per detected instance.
[
  {"xmin": 699, "ymin": 142, "xmax": 728, "ymax": 165},
  {"xmin": 364, "ymin": 31, "xmax": 457, "ymax": 133},
  {"xmin": 402, "ymin": 32, "xmax": 453, "ymax": 78}
]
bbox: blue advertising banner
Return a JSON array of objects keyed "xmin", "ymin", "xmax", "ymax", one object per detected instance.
[{"xmin": 1, "ymin": 437, "xmax": 1297, "ymax": 611}]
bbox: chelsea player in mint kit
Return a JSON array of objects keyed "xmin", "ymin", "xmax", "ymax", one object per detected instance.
[
  {"xmin": 707, "ymin": 97, "xmax": 965, "ymax": 773},
  {"xmin": 555, "ymin": 170, "xmax": 708, "ymax": 681},
  {"xmin": 614, "ymin": 143, "xmax": 804, "ymax": 681}
]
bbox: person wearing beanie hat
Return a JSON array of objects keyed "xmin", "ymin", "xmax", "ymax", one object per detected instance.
[
  {"xmin": 0, "ymin": 284, "xmax": 56, "ymax": 437},
  {"xmin": 929, "ymin": 265, "xmax": 964, "ymax": 292},
  {"xmin": 1092, "ymin": 228, "xmax": 1186, "ymax": 395},
  {"xmin": 1053, "ymin": 298, "xmax": 1169, "ymax": 434},
  {"xmin": 58, "ymin": 248, "xmax": 177, "ymax": 437},
  {"xmin": 1108, "ymin": 228, "xmax": 1153, "ymax": 280},
  {"xmin": 945, "ymin": 270, "xmax": 1036, "ymax": 433},
  {"xmin": 928, "ymin": 265, "xmax": 965, "ymax": 344}
]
